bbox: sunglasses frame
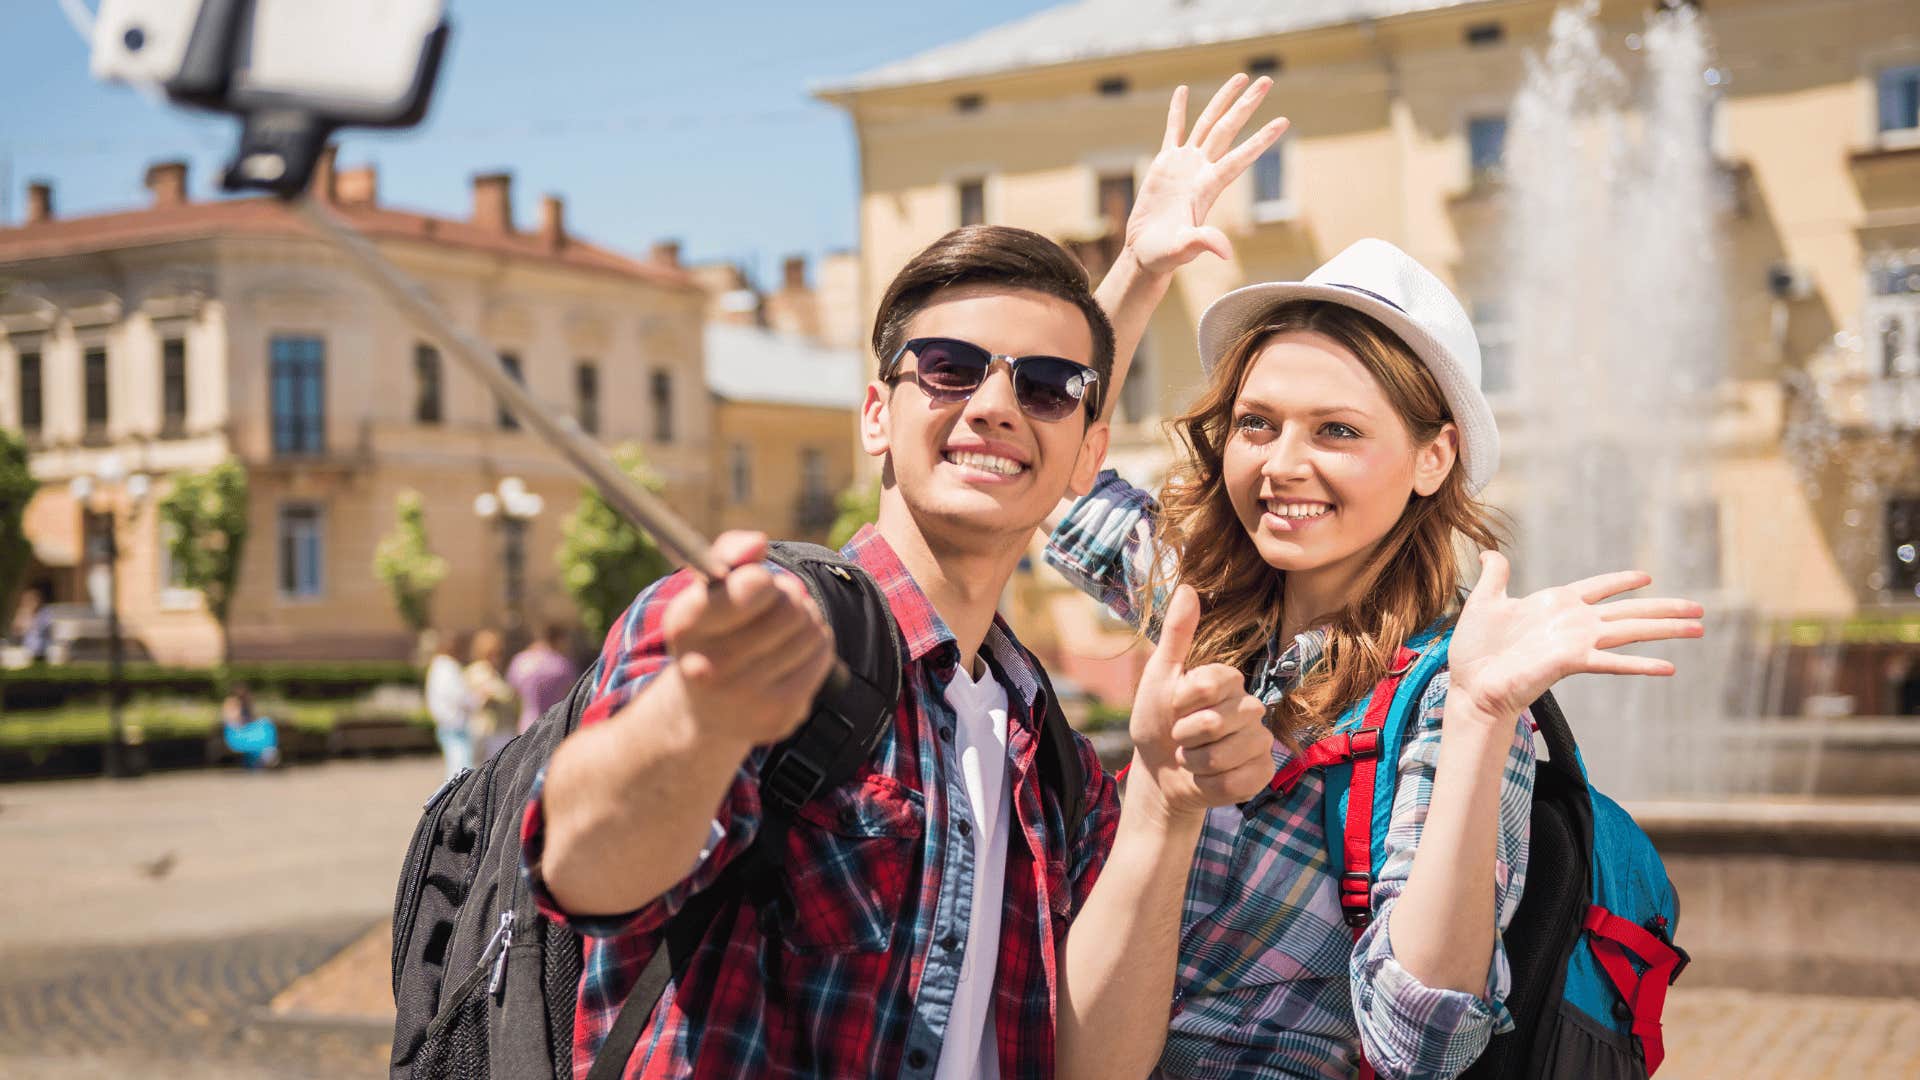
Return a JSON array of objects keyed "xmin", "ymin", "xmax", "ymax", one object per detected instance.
[{"xmin": 882, "ymin": 336, "xmax": 1102, "ymax": 422}]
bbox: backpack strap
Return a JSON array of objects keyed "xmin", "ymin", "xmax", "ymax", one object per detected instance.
[
  {"xmin": 587, "ymin": 544, "xmax": 904, "ymax": 1080},
  {"xmin": 1582, "ymin": 905, "xmax": 1685, "ymax": 1073},
  {"xmin": 1030, "ymin": 660, "xmax": 1089, "ymax": 846}
]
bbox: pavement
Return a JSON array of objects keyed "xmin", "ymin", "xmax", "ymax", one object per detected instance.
[{"xmin": 3, "ymin": 756, "xmax": 1918, "ymax": 1078}]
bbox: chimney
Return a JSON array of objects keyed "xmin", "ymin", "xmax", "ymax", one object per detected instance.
[
  {"xmin": 25, "ymin": 181, "xmax": 53, "ymax": 224},
  {"xmin": 471, "ymin": 171, "xmax": 514, "ymax": 233},
  {"xmin": 539, "ymin": 194, "xmax": 566, "ymax": 251},
  {"xmin": 144, "ymin": 160, "xmax": 189, "ymax": 207},
  {"xmin": 336, "ymin": 166, "xmax": 379, "ymax": 206},
  {"xmin": 782, "ymin": 255, "xmax": 807, "ymax": 290},
  {"xmin": 651, "ymin": 239, "xmax": 682, "ymax": 268},
  {"xmin": 313, "ymin": 144, "xmax": 338, "ymax": 202}
]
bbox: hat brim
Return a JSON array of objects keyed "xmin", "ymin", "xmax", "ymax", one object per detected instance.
[{"xmin": 1195, "ymin": 282, "xmax": 1499, "ymax": 494}]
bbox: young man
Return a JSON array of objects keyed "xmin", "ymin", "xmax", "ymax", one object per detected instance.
[{"xmin": 525, "ymin": 79, "xmax": 1285, "ymax": 1080}]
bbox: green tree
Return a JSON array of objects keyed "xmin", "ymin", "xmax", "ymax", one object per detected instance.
[
  {"xmin": 826, "ymin": 478, "xmax": 881, "ymax": 549},
  {"xmin": 556, "ymin": 443, "xmax": 673, "ymax": 644},
  {"xmin": 373, "ymin": 489, "xmax": 448, "ymax": 636},
  {"xmin": 0, "ymin": 428, "xmax": 38, "ymax": 627},
  {"xmin": 157, "ymin": 459, "xmax": 249, "ymax": 663}
]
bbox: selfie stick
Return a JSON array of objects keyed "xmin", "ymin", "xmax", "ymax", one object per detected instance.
[{"xmin": 290, "ymin": 197, "xmax": 729, "ymax": 581}]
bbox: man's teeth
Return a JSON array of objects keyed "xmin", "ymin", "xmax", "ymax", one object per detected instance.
[
  {"xmin": 1268, "ymin": 501, "xmax": 1332, "ymax": 520},
  {"xmin": 946, "ymin": 450, "xmax": 1025, "ymax": 476}
]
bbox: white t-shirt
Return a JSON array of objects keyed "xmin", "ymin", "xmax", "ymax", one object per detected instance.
[{"xmin": 934, "ymin": 660, "xmax": 1013, "ymax": 1080}]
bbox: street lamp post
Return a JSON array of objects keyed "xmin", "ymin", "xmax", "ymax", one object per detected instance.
[
  {"xmin": 71, "ymin": 455, "xmax": 150, "ymax": 779},
  {"xmin": 474, "ymin": 476, "xmax": 544, "ymax": 651}
]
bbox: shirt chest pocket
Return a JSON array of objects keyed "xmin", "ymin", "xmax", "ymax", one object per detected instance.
[{"xmin": 776, "ymin": 774, "xmax": 926, "ymax": 953}]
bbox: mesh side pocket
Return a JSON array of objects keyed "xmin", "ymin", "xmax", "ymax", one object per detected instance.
[
  {"xmin": 1538, "ymin": 1000, "xmax": 1647, "ymax": 1080},
  {"xmin": 544, "ymin": 922, "xmax": 584, "ymax": 1077},
  {"xmin": 409, "ymin": 990, "xmax": 491, "ymax": 1080}
]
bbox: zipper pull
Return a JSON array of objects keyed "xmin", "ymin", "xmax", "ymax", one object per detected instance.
[{"xmin": 486, "ymin": 910, "xmax": 515, "ymax": 996}]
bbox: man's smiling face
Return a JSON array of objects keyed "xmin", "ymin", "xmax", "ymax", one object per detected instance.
[{"xmin": 861, "ymin": 284, "xmax": 1109, "ymax": 545}]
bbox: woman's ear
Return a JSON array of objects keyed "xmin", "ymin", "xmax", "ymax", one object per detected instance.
[{"xmin": 1413, "ymin": 423, "xmax": 1459, "ymax": 497}]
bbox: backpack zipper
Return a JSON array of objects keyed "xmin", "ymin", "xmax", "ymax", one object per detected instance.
[{"xmin": 424, "ymin": 910, "xmax": 516, "ymax": 1040}]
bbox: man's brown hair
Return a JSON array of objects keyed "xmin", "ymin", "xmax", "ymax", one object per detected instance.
[{"xmin": 871, "ymin": 225, "xmax": 1116, "ymax": 418}]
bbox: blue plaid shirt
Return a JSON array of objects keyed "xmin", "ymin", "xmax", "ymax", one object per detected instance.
[{"xmin": 1046, "ymin": 471, "xmax": 1536, "ymax": 1080}]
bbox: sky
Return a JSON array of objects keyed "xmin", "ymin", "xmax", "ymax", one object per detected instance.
[{"xmin": 0, "ymin": 0, "xmax": 1059, "ymax": 286}]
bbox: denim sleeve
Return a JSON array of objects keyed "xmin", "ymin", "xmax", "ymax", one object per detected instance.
[
  {"xmin": 1042, "ymin": 468, "xmax": 1161, "ymax": 628},
  {"xmin": 1348, "ymin": 670, "xmax": 1536, "ymax": 1079}
]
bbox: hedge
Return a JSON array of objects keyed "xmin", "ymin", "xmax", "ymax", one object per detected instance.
[
  {"xmin": 0, "ymin": 699, "xmax": 430, "ymax": 749},
  {"xmin": 0, "ymin": 660, "xmax": 422, "ymax": 712}
]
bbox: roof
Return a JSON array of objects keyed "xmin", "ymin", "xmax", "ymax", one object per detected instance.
[
  {"xmin": 704, "ymin": 322, "xmax": 866, "ymax": 409},
  {"xmin": 0, "ymin": 197, "xmax": 698, "ymax": 290},
  {"xmin": 816, "ymin": 0, "xmax": 1481, "ymax": 96}
]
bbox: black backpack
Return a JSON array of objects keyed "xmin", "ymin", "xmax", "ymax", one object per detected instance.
[{"xmin": 389, "ymin": 541, "xmax": 1089, "ymax": 1080}]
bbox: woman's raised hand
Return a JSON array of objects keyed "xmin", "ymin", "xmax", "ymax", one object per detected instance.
[
  {"xmin": 1126, "ymin": 74, "xmax": 1290, "ymax": 275},
  {"xmin": 1447, "ymin": 551, "xmax": 1706, "ymax": 725}
]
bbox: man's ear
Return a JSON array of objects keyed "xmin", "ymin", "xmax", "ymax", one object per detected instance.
[
  {"xmin": 1068, "ymin": 418, "xmax": 1111, "ymax": 498},
  {"xmin": 859, "ymin": 381, "xmax": 892, "ymax": 459},
  {"xmin": 1413, "ymin": 423, "xmax": 1459, "ymax": 497}
]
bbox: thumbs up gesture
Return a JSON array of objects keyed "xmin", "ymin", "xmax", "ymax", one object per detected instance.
[{"xmin": 1128, "ymin": 585, "xmax": 1276, "ymax": 819}]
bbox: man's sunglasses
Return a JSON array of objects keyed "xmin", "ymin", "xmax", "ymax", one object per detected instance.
[{"xmin": 882, "ymin": 337, "xmax": 1101, "ymax": 423}]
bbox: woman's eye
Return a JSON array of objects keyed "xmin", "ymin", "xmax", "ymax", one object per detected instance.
[
  {"xmin": 1234, "ymin": 414, "xmax": 1271, "ymax": 432},
  {"xmin": 1320, "ymin": 422, "xmax": 1360, "ymax": 439}
]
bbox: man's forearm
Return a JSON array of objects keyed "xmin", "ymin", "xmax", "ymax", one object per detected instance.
[
  {"xmin": 1092, "ymin": 247, "xmax": 1173, "ymax": 424},
  {"xmin": 537, "ymin": 664, "xmax": 755, "ymax": 917},
  {"xmin": 1057, "ymin": 774, "xmax": 1206, "ymax": 1080}
]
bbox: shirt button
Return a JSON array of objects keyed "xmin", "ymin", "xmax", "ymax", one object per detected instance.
[
  {"xmin": 1278, "ymin": 658, "xmax": 1300, "ymax": 674},
  {"xmin": 939, "ymin": 726, "xmax": 954, "ymax": 742},
  {"xmin": 942, "ymin": 933, "xmax": 960, "ymax": 950},
  {"xmin": 908, "ymin": 1049, "xmax": 930, "ymax": 1069},
  {"xmin": 957, "ymin": 820, "xmax": 973, "ymax": 838}
]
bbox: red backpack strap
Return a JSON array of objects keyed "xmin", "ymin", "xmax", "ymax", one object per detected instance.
[
  {"xmin": 1337, "ymin": 646, "xmax": 1419, "ymax": 934},
  {"xmin": 1583, "ymin": 905, "xmax": 1685, "ymax": 1074}
]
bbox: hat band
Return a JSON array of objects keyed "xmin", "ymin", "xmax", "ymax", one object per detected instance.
[{"xmin": 1329, "ymin": 283, "xmax": 1407, "ymax": 313}]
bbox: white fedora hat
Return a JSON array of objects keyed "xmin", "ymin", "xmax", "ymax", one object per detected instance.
[{"xmin": 1196, "ymin": 238, "xmax": 1500, "ymax": 494}]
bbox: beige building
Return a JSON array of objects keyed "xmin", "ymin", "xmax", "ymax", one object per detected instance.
[
  {"xmin": 820, "ymin": 0, "xmax": 1920, "ymax": 705},
  {"xmin": 0, "ymin": 156, "xmax": 710, "ymax": 663}
]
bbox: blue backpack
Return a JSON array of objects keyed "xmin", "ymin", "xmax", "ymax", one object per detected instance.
[{"xmin": 1272, "ymin": 625, "xmax": 1689, "ymax": 1079}]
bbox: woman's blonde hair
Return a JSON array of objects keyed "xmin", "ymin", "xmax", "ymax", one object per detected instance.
[{"xmin": 1151, "ymin": 300, "xmax": 1505, "ymax": 746}]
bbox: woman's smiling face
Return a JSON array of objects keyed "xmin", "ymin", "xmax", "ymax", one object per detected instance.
[{"xmin": 1221, "ymin": 329, "xmax": 1454, "ymax": 588}]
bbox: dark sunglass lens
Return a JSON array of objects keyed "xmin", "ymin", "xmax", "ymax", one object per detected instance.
[
  {"xmin": 914, "ymin": 340, "xmax": 988, "ymax": 396},
  {"xmin": 1015, "ymin": 358, "xmax": 1088, "ymax": 421}
]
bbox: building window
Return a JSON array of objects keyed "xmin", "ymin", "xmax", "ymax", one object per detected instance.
[
  {"xmin": 1870, "ymin": 254, "xmax": 1920, "ymax": 377},
  {"xmin": 958, "ymin": 179, "xmax": 986, "ymax": 227},
  {"xmin": 1097, "ymin": 172, "xmax": 1134, "ymax": 234},
  {"xmin": 17, "ymin": 350, "xmax": 42, "ymax": 437},
  {"xmin": 1879, "ymin": 64, "xmax": 1920, "ymax": 136},
  {"xmin": 1889, "ymin": 496, "xmax": 1920, "ymax": 598},
  {"xmin": 800, "ymin": 446, "xmax": 828, "ymax": 498},
  {"xmin": 729, "ymin": 443, "xmax": 751, "ymax": 504},
  {"xmin": 651, "ymin": 370, "xmax": 674, "ymax": 443},
  {"xmin": 575, "ymin": 360, "xmax": 600, "ymax": 436},
  {"xmin": 954, "ymin": 93, "xmax": 984, "ymax": 113},
  {"xmin": 1097, "ymin": 75, "xmax": 1130, "ymax": 96},
  {"xmin": 1473, "ymin": 300, "xmax": 1513, "ymax": 394},
  {"xmin": 84, "ymin": 346, "xmax": 109, "ymax": 441},
  {"xmin": 269, "ymin": 335, "xmax": 325, "ymax": 455},
  {"xmin": 278, "ymin": 502, "xmax": 325, "ymax": 598},
  {"xmin": 496, "ymin": 352, "xmax": 523, "ymax": 430},
  {"xmin": 161, "ymin": 338, "xmax": 187, "ymax": 436},
  {"xmin": 1252, "ymin": 142, "xmax": 1288, "ymax": 219},
  {"xmin": 1119, "ymin": 338, "xmax": 1153, "ymax": 424},
  {"xmin": 414, "ymin": 344, "xmax": 442, "ymax": 424},
  {"xmin": 1465, "ymin": 22, "xmax": 1505, "ymax": 47},
  {"xmin": 1468, "ymin": 115, "xmax": 1508, "ymax": 184},
  {"xmin": 1247, "ymin": 55, "xmax": 1281, "ymax": 76}
]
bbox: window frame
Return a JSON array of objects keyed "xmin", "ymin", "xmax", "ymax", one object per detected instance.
[
  {"xmin": 414, "ymin": 343, "xmax": 443, "ymax": 425},
  {"xmin": 277, "ymin": 501, "xmax": 327, "ymax": 601},
  {"xmin": 161, "ymin": 337, "xmax": 188, "ymax": 437},
  {"xmin": 268, "ymin": 334, "xmax": 326, "ymax": 456}
]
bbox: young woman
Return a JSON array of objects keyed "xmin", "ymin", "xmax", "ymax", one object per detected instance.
[{"xmin": 1052, "ymin": 83, "xmax": 1705, "ymax": 1080}]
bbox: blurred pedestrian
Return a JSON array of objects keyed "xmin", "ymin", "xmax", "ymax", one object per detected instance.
[
  {"xmin": 14, "ymin": 583, "xmax": 53, "ymax": 664},
  {"xmin": 425, "ymin": 630, "xmax": 473, "ymax": 779},
  {"xmin": 220, "ymin": 683, "xmax": 281, "ymax": 770},
  {"xmin": 506, "ymin": 621, "xmax": 580, "ymax": 734},
  {"xmin": 465, "ymin": 628, "xmax": 520, "ymax": 762}
]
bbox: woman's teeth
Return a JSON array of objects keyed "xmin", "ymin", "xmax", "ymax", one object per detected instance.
[
  {"xmin": 1267, "ymin": 500, "xmax": 1332, "ymax": 521},
  {"xmin": 945, "ymin": 451, "xmax": 1025, "ymax": 476}
]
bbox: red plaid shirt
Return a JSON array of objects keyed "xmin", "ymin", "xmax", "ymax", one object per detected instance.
[{"xmin": 521, "ymin": 526, "xmax": 1121, "ymax": 1079}]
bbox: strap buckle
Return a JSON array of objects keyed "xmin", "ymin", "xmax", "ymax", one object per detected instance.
[
  {"xmin": 1347, "ymin": 728, "xmax": 1381, "ymax": 759},
  {"xmin": 762, "ymin": 750, "xmax": 826, "ymax": 816},
  {"xmin": 1339, "ymin": 870, "xmax": 1372, "ymax": 927}
]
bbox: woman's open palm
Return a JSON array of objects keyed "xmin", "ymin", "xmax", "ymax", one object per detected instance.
[
  {"xmin": 1127, "ymin": 75, "xmax": 1290, "ymax": 274},
  {"xmin": 1447, "ymin": 551, "xmax": 1705, "ymax": 723}
]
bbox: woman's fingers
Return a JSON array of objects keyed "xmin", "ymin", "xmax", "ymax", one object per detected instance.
[
  {"xmin": 1186, "ymin": 73, "xmax": 1249, "ymax": 150},
  {"xmin": 1599, "ymin": 597, "xmax": 1704, "ymax": 621},
  {"xmin": 1593, "ymin": 619, "xmax": 1704, "ymax": 651},
  {"xmin": 1570, "ymin": 569, "xmax": 1654, "ymax": 604},
  {"xmin": 1209, "ymin": 117, "xmax": 1290, "ymax": 196},
  {"xmin": 1200, "ymin": 76, "xmax": 1273, "ymax": 158},
  {"xmin": 1582, "ymin": 651, "xmax": 1677, "ymax": 677},
  {"xmin": 1161, "ymin": 84, "xmax": 1189, "ymax": 151}
]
